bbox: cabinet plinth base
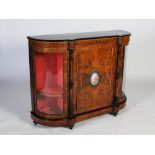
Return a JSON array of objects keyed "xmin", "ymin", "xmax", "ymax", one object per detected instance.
[{"xmin": 31, "ymin": 99, "xmax": 126, "ymax": 128}]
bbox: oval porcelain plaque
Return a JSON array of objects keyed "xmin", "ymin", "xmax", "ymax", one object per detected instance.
[{"xmin": 90, "ymin": 72, "xmax": 100, "ymax": 86}]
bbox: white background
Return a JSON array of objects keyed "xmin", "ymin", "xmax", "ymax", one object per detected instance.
[
  {"xmin": 0, "ymin": 0, "xmax": 155, "ymax": 154},
  {"xmin": 0, "ymin": 19, "xmax": 155, "ymax": 135}
]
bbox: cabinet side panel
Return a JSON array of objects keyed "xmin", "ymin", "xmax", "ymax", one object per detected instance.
[{"xmin": 117, "ymin": 36, "xmax": 130, "ymax": 103}]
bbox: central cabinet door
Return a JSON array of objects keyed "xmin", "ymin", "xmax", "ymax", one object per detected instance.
[{"xmin": 73, "ymin": 38, "xmax": 118, "ymax": 114}]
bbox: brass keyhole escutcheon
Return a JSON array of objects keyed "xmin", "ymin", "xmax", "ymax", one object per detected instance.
[{"xmin": 90, "ymin": 71, "xmax": 100, "ymax": 86}]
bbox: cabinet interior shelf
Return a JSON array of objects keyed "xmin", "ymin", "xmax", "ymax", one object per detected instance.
[{"xmin": 37, "ymin": 91, "xmax": 63, "ymax": 97}]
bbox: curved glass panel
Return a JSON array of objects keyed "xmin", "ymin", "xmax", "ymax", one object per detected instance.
[
  {"xmin": 122, "ymin": 47, "xmax": 128, "ymax": 95},
  {"xmin": 35, "ymin": 53, "xmax": 63, "ymax": 114}
]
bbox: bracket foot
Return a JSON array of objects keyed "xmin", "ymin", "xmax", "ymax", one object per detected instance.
[
  {"xmin": 68, "ymin": 120, "xmax": 75, "ymax": 130},
  {"xmin": 33, "ymin": 121, "xmax": 37, "ymax": 125},
  {"xmin": 110, "ymin": 112, "xmax": 118, "ymax": 117}
]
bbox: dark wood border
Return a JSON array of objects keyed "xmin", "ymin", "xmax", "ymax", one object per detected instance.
[{"xmin": 27, "ymin": 30, "xmax": 131, "ymax": 42}]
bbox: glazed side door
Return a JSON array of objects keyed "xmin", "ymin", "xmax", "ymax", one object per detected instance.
[
  {"xmin": 72, "ymin": 38, "xmax": 118, "ymax": 114},
  {"xmin": 30, "ymin": 41, "xmax": 69, "ymax": 119}
]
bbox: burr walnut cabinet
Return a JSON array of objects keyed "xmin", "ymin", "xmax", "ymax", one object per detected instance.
[{"xmin": 28, "ymin": 30, "xmax": 131, "ymax": 129}]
